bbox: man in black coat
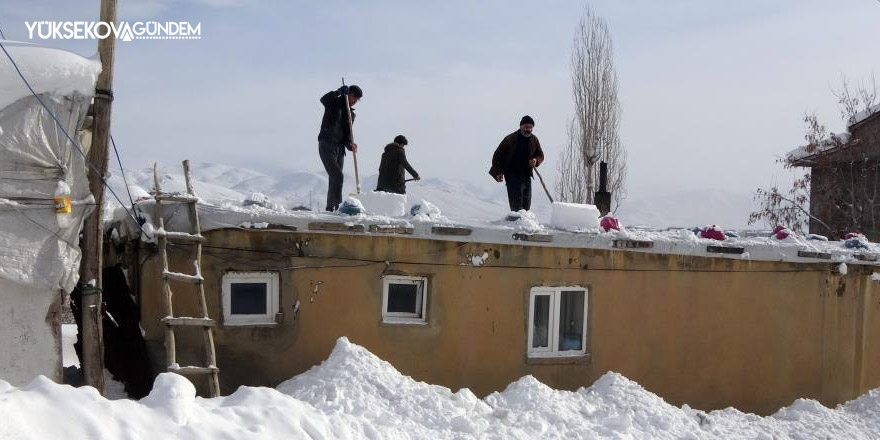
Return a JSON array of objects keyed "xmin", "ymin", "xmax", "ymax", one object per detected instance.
[
  {"xmin": 376, "ymin": 135, "xmax": 420, "ymax": 194},
  {"xmin": 489, "ymin": 115, "xmax": 545, "ymax": 212},
  {"xmin": 318, "ymin": 84, "xmax": 362, "ymax": 211}
]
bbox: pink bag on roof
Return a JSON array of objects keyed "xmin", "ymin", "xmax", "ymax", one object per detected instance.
[
  {"xmin": 600, "ymin": 216, "xmax": 620, "ymax": 232},
  {"xmin": 700, "ymin": 225, "xmax": 726, "ymax": 241},
  {"xmin": 773, "ymin": 226, "xmax": 790, "ymax": 240}
]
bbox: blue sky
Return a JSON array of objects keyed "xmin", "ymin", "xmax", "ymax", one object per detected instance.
[{"xmin": 2, "ymin": 0, "xmax": 880, "ymax": 207}]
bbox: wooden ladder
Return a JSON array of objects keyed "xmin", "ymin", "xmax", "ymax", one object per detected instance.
[{"xmin": 152, "ymin": 160, "xmax": 220, "ymax": 397}]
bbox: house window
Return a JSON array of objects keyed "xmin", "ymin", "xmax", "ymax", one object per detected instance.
[
  {"xmin": 221, "ymin": 272, "xmax": 279, "ymax": 325},
  {"xmin": 528, "ymin": 287, "xmax": 588, "ymax": 357},
  {"xmin": 381, "ymin": 275, "xmax": 427, "ymax": 324}
]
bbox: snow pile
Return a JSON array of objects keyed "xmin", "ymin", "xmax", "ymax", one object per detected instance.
[
  {"xmin": 338, "ymin": 197, "xmax": 365, "ymax": 215},
  {"xmin": 504, "ymin": 210, "xmax": 543, "ymax": 233},
  {"xmin": 356, "ymin": 191, "xmax": 407, "ymax": 217},
  {"xmin": 2, "ymin": 337, "xmax": 880, "ymax": 439},
  {"xmin": 242, "ymin": 192, "xmax": 284, "ymax": 211},
  {"xmin": 549, "ymin": 201, "xmax": 600, "ymax": 231},
  {"xmin": 410, "ymin": 199, "xmax": 448, "ymax": 223},
  {"xmin": 0, "ymin": 41, "xmax": 102, "ymax": 110}
]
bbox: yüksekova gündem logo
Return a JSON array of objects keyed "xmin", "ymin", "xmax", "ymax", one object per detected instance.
[{"xmin": 25, "ymin": 21, "xmax": 201, "ymax": 41}]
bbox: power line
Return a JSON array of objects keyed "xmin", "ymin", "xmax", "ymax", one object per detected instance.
[{"xmin": 111, "ymin": 133, "xmax": 137, "ymax": 208}]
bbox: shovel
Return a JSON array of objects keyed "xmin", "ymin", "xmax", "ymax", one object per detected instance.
[
  {"xmin": 533, "ymin": 167, "xmax": 554, "ymax": 203},
  {"xmin": 342, "ymin": 77, "xmax": 361, "ymax": 195}
]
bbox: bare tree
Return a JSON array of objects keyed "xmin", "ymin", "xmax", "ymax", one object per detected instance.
[
  {"xmin": 750, "ymin": 75, "xmax": 879, "ymax": 236},
  {"xmin": 556, "ymin": 6, "xmax": 627, "ymax": 210}
]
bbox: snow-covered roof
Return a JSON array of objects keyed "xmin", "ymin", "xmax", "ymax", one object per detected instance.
[
  {"xmin": 786, "ymin": 132, "xmax": 852, "ymax": 164},
  {"xmin": 786, "ymin": 103, "xmax": 880, "ymax": 165},
  {"xmin": 0, "ymin": 40, "xmax": 101, "ymax": 110},
  {"xmin": 112, "ymin": 193, "xmax": 880, "ymax": 268},
  {"xmin": 852, "ymin": 103, "xmax": 880, "ymax": 128}
]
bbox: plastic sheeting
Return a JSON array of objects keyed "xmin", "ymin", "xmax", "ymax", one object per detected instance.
[{"xmin": 0, "ymin": 92, "xmax": 94, "ymax": 292}]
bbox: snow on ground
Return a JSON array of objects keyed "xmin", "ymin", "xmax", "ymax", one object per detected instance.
[
  {"xmin": 61, "ymin": 323, "xmax": 79, "ymax": 368},
  {"xmin": 60, "ymin": 324, "xmax": 128, "ymax": 400},
  {"xmin": 3, "ymin": 336, "xmax": 880, "ymax": 439}
]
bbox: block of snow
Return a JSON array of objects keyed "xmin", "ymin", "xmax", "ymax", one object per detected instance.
[
  {"xmin": 243, "ymin": 192, "xmax": 284, "ymax": 211},
  {"xmin": 410, "ymin": 199, "xmax": 442, "ymax": 218},
  {"xmin": 356, "ymin": 191, "xmax": 407, "ymax": 217},
  {"xmin": 507, "ymin": 210, "xmax": 543, "ymax": 233},
  {"xmin": 549, "ymin": 202, "xmax": 600, "ymax": 230}
]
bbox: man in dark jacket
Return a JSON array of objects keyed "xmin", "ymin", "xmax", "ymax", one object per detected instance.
[
  {"xmin": 489, "ymin": 115, "xmax": 544, "ymax": 212},
  {"xmin": 376, "ymin": 135, "xmax": 420, "ymax": 194},
  {"xmin": 318, "ymin": 84, "xmax": 363, "ymax": 211}
]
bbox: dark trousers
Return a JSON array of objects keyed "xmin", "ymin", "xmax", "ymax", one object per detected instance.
[
  {"xmin": 505, "ymin": 174, "xmax": 532, "ymax": 212},
  {"xmin": 319, "ymin": 141, "xmax": 345, "ymax": 211}
]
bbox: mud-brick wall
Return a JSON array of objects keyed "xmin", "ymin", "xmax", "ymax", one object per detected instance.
[{"xmin": 136, "ymin": 229, "xmax": 880, "ymax": 415}]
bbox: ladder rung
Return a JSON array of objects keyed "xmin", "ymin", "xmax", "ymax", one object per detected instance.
[
  {"xmin": 156, "ymin": 230, "xmax": 205, "ymax": 242},
  {"xmin": 155, "ymin": 193, "xmax": 200, "ymax": 203},
  {"xmin": 162, "ymin": 317, "xmax": 216, "ymax": 327},
  {"xmin": 162, "ymin": 270, "xmax": 203, "ymax": 283},
  {"xmin": 168, "ymin": 365, "xmax": 219, "ymax": 375}
]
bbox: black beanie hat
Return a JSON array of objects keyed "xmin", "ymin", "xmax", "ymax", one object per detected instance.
[
  {"xmin": 393, "ymin": 135, "xmax": 408, "ymax": 146},
  {"xmin": 520, "ymin": 115, "xmax": 535, "ymax": 126},
  {"xmin": 349, "ymin": 85, "xmax": 363, "ymax": 98}
]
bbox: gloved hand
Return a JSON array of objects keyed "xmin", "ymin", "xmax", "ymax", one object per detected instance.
[{"xmin": 338, "ymin": 85, "xmax": 350, "ymax": 95}]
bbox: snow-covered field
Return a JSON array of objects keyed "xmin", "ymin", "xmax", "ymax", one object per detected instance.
[{"xmin": 2, "ymin": 335, "xmax": 879, "ymax": 439}]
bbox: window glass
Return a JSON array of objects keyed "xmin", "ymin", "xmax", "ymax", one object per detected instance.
[
  {"xmin": 388, "ymin": 282, "xmax": 419, "ymax": 314},
  {"xmin": 557, "ymin": 290, "xmax": 585, "ymax": 351},
  {"xmin": 532, "ymin": 294, "xmax": 551, "ymax": 348},
  {"xmin": 230, "ymin": 282, "xmax": 268, "ymax": 315}
]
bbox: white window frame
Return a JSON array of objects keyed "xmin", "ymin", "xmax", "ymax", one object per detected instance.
[
  {"xmin": 381, "ymin": 275, "xmax": 428, "ymax": 324},
  {"xmin": 527, "ymin": 286, "xmax": 588, "ymax": 358},
  {"xmin": 222, "ymin": 271, "xmax": 279, "ymax": 326}
]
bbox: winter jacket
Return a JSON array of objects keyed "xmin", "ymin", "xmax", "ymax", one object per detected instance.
[
  {"xmin": 318, "ymin": 90, "xmax": 355, "ymax": 148},
  {"xmin": 489, "ymin": 130, "xmax": 544, "ymax": 179},
  {"xmin": 376, "ymin": 143, "xmax": 419, "ymax": 194}
]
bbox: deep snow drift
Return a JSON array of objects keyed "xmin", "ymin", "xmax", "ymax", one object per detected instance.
[{"xmin": 2, "ymin": 337, "xmax": 879, "ymax": 439}]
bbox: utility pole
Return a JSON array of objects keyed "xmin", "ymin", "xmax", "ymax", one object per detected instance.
[{"xmin": 79, "ymin": 0, "xmax": 118, "ymax": 393}]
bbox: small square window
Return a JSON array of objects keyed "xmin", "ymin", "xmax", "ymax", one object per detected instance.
[
  {"xmin": 222, "ymin": 272, "xmax": 279, "ymax": 326},
  {"xmin": 528, "ymin": 287, "xmax": 588, "ymax": 357},
  {"xmin": 381, "ymin": 275, "xmax": 427, "ymax": 324}
]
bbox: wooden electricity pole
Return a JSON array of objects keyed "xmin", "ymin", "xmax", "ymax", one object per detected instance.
[{"xmin": 79, "ymin": 0, "xmax": 118, "ymax": 393}]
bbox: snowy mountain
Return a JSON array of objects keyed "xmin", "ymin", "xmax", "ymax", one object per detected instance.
[{"xmin": 107, "ymin": 162, "xmax": 757, "ymax": 229}]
